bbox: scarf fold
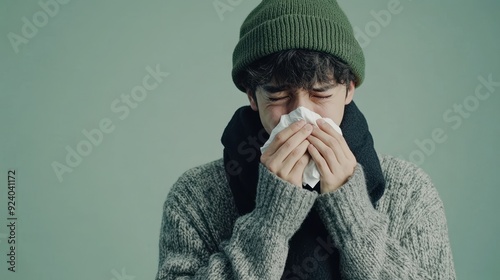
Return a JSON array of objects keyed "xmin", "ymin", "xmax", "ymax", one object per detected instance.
[{"xmin": 221, "ymin": 102, "xmax": 385, "ymax": 279}]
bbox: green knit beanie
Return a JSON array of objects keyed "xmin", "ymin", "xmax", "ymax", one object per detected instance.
[{"xmin": 232, "ymin": 0, "xmax": 365, "ymax": 92}]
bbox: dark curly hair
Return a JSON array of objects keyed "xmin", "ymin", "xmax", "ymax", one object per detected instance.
[{"xmin": 236, "ymin": 49, "xmax": 356, "ymax": 101}]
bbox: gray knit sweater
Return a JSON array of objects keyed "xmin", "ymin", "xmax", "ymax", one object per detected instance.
[{"xmin": 155, "ymin": 155, "xmax": 456, "ymax": 279}]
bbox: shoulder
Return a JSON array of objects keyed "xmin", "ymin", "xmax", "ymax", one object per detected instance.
[
  {"xmin": 166, "ymin": 158, "xmax": 230, "ymax": 204},
  {"xmin": 378, "ymin": 154, "xmax": 434, "ymax": 189},
  {"xmin": 376, "ymin": 154, "xmax": 445, "ymax": 218},
  {"xmin": 173, "ymin": 158, "xmax": 227, "ymax": 190}
]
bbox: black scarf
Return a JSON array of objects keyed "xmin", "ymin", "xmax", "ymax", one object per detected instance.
[{"xmin": 221, "ymin": 102, "xmax": 385, "ymax": 279}]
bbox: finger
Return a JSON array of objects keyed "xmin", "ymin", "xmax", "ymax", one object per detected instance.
[
  {"xmin": 311, "ymin": 121, "xmax": 350, "ymax": 162},
  {"xmin": 307, "ymin": 135, "xmax": 342, "ymax": 173},
  {"xmin": 262, "ymin": 120, "xmax": 306, "ymax": 158},
  {"xmin": 307, "ymin": 143, "xmax": 333, "ymax": 177},
  {"xmin": 317, "ymin": 119, "xmax": 354, "ymax": 160},
  {"xmin": 279, "ymin": 140, "xmax": 310, "ymax": 177},
  {"xmin": 270, "ymin": 123, "xmax": 313, "ymax": 166},
  {"xmin": 289, "ymin": 153, "xmax": 311, "ymax": 187}
]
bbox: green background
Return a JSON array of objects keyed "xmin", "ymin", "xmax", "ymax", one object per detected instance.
[{"xmin": 1, "ymin": 0, "xmax": 499, "ymax": 279}]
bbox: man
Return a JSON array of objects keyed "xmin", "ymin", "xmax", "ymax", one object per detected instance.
[{"xmin": 155, "ymin": 0, "xmax": 456, "ymax": 279}]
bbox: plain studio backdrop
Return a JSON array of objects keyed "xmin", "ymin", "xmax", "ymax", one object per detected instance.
[{"xmin": 1, "ymin": 0, "xmax": 499, "ymax": 279}]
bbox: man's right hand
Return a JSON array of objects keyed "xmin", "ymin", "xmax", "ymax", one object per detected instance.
[{"xmin": 260, "ymin": 120, "xmax": 313, "ymax": 187}]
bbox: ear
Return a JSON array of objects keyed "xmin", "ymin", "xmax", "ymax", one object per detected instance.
[
  {"xmin": 246, "ymin": 90, "xmax": 259, "ymax": 111},
  {"xmin": 344, "ymin": 81, "xmax": 355, "ymax": 105}
]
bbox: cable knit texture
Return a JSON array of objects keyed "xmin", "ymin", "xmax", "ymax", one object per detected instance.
[{"xmin": 155, "ymin": 155, "xmax": 456, "ymax": 279}]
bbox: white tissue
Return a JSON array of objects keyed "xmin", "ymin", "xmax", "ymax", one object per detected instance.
[{"xmin": 260, "ymin": 106, "xmax": 342, "ymax": 187}]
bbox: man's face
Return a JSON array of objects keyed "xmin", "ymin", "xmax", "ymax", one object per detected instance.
[{"xmin": 246, "ymin": 79, "xmax": 355, "ymax": 135}]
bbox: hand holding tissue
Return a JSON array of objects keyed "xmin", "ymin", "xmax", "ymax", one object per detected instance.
[{"xmin": 260, "ymin": 106, "xmax": 342, "ymax": 187}]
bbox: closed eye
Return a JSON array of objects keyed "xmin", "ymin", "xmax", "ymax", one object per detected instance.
[{"xmin": 314, "ymin": 95, "xmax": 333, "ymax": 99}]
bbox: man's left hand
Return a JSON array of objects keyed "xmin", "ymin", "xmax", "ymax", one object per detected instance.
[{"xmin": 307, "ymin": 119, "xmax": 357, "ymax": 194}]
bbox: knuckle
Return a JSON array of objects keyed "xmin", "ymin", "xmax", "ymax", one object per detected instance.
[
  {"xmin": 290, "ymin": 148, "xmax": 301, "ymax": 158},
  {"xmin": 325, "ymin": 149, "xmax": 335, "ymax": 159},
  {"xmin": 290, "ymin": 148, "xmax": 300, "ymax": 158},
  {"xmin": 268, "ymin": 162, "xmax": 278, "ymax": 173},
  {"xmin": 301, "ymin": 127, "xmax": 310, "ymax": 135},
  {"xmin": 327, "ymin": 138, "xmax": 337, "ymax": 148},
  {"xmin": 282, "ymin": 141, "xmax": 293, "ymax": 150},
  {"xmin": 260, "ymin": 154, "xmax": 267, "ymax": 163},
  {"xmin": 274, "ymin": 132, "xmax": 285, "ymax": 143}
]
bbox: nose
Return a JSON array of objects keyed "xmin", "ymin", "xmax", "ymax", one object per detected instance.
[{"xmin": 287, "ymin": 89, "xmax": 312, "ymax": 113}]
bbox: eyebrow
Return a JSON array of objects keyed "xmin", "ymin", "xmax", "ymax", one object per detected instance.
[
  {"xmin": 262, "ymin": 84, "xmax": 335, "ymax": 93},
  {"xmin": 261, "ymin": 85, "xmax": 289, "ymax": 93},
  {"xmin": 311, "ymin": 84, "xmax": 335, "ymax": 92}
]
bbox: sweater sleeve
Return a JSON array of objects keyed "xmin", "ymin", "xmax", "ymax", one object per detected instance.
[
  {"xmin": 155, "ymin": 163, "xmax": 318, "ymax": 280},
  {"xmin": 314, "ymin": 163, "xmax": 456, "ymax": 280}
]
